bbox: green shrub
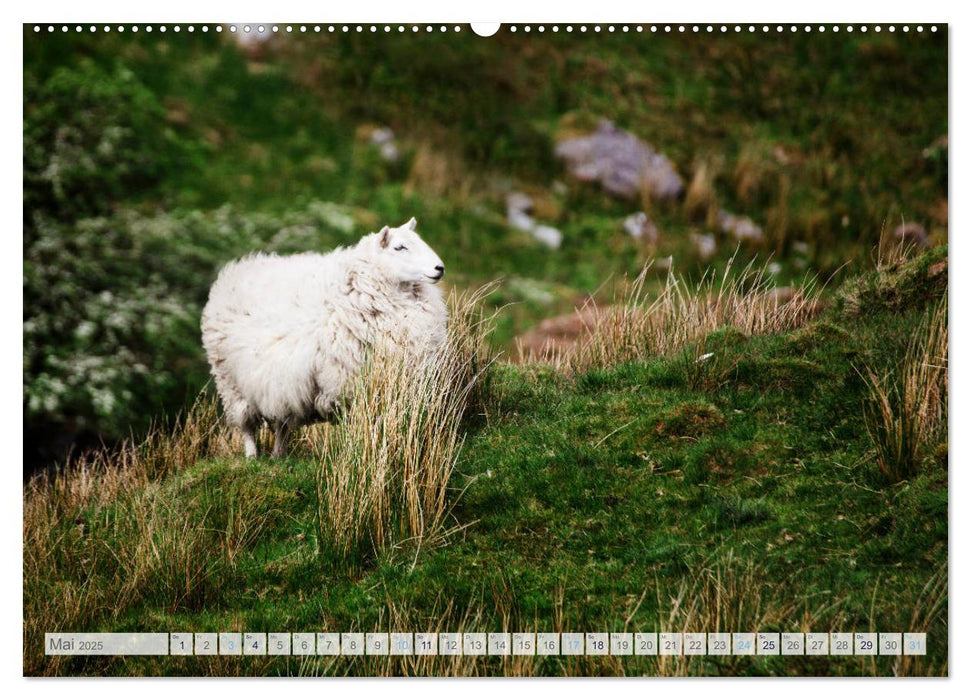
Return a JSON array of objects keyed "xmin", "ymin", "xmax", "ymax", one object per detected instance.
[{"xmin": 24, "ymin": 59, "xmax": 194, "ymax": 224}]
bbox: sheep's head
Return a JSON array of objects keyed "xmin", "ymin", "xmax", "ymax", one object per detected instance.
[{"xmin": 371, "ymin": 218, "xmax": 446, "ymax": 285}]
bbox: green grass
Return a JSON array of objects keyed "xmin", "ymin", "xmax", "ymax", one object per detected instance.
[{"xmin": 25, "ymin": 249, "xmax": 948, "ymax": 677}]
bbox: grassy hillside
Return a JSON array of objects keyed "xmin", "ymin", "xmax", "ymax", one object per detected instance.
[
  {"xmin": 23, "ymin": 27, "xmax": 947, "ymax": 472},
  {"xmin": 24, "ymin": 246, "xmax": 948, "ymax": 677}
]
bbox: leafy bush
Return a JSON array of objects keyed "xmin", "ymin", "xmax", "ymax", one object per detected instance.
[{"xmin": 24, "ymin": 59, "xmax": 192, "ymax": 224}]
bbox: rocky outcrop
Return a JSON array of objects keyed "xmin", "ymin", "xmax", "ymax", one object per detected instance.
[{"xmin": 555, "ymin": 119, "xmax": 683, "ymax": 200}]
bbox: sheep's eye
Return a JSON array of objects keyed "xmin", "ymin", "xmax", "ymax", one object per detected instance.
[{"xmin": 394, "ymin": 244, "xmax": 407, "ymax": 251}]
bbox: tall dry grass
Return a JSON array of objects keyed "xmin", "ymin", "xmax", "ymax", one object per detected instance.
[
  {"xmin": 25, "ymin": 393, "xmax": 231, "ymax": 518},
  {"xmin": 655, "ymin": 554, "xmax": 818, "ymax": 676},
  {"xmin": 313, "ymin": 284, "xmax": 497, "ymax": 568},
  {"xmin": 876, "ymin": 218, "xmax": 920, "ymax": 272},
  {"xmin": 23, "ymin": 393, "xmax": 240, "ymax": 675},
  {"xmin": 655, "ymin": 555, "xmax": 947, "ymax": 677},
  {"xmin": 862, "ymin": 300, "xmax": 948, "ymax": 482},
  {"xmin": 683, "ymin": 160, "xmax": 719, "ymax": 225},
  {"xmin": 526, "ymin": 257, "xmax": 822, "ymax": 375},
  {"xmin": 897, "ymin": 563, "xmax": 948, "ymax": 677},
  {"xmin": 294, "ymin": 555, "xmax": 945, "ymax": 677}
]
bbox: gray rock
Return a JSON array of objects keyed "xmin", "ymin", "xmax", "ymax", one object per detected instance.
[
  {"xmin": 892, "ymin": 222, "xmax": 929, "ymax": 248},
  {"xmin": 379, "ymin": 142, "xmax": 400, "ymax": 162},
  {"xmin": 508, "ymin": 208, "xmax": 536, "ymax": 233},
  {"xmin": 369, "ymin": 127, "xmax": 400, "ymax": 162},
  {"xmin": 232, "ymin": 26, "xmax": 273, "ymax": 50},
  {"xmin": 691, "ymin": 232, "xmax": 717, "ymax": 261},
  {"xmin": 717, "ymin": 209, "xmax": 764, "ymax": 243},
  {"xmin": 506, "ymin": 191, "xmax": 534, "ymax": 215},
  {"xmin": 369, "ymin": 127, "xmax": 395, "ymax": 145},
  {"xmin": 505, "ymin": 190, "xmax": 561, "ymax": 249},
  {"xmin": 531, "ymin": 225, "xmax": 563, "ymax": 250},
  {"xmin": 507, "ymin": 277, "xmax": 556, "ymax": 305},
  {"xmin": 555, "ymin": 119, "xmax": 683, "ymax": 200},
  {"xmin": 623, "ymin": 212, "xmax": 659, "ymax": 244}
]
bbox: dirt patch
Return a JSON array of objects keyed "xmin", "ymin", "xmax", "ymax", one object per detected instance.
[{"xmin": 513, "ymin": 307, "xmax": 607, "ymax": 362}]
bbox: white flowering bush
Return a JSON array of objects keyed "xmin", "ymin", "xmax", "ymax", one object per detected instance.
[{"xmin": 24, "ymin": 203, "xmax": 360, "ymax": 469}]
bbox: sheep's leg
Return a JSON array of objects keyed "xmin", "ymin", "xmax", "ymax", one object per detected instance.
[
  {"xmin": 242, "ymin": 427, "xmax": 258, "ymax": 459},
  {"xmin": 271, "ymin": 421, "xmax": 290, "ymax": 459}
]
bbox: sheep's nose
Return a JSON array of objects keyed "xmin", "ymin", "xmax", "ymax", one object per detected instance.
[{"xmin": 435, "ymin": 265, "xmax": 445, "ymax": 276}]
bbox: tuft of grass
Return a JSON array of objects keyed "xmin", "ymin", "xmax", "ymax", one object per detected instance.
[
  {"xmin": 313, "ymin": 285, "xmax": 497, "ymax": 568},
  {"xmin": 683, "ymin": 160, "xmax": 719, "ymax": 225},
  {"xmin": 876, "ymin": 219, "xmax": 919, "ymax": 272},
  {"xmin": 136, "ymin": 393, "xmax": 241, "ymax": 480},
  {"xmin": 898, "ymin": 564, "xmax": 948, "ymax": 677},
  {"xmin": 535, "ymin": 257, "xmax": 822, "ymax": 375},
  {"xmin": 23, "ymin": 392, "xmax": 231, "ymax": 525},
  {"xmin": 657, "ymin": 554, "xmax": 800, "ymax": 676},
  {"xmin": 655, "ymin": 401, "xmax": 725, "ymax": 439},
  {"xmin": 861, "ymin": 300, "xmax": 947, "ymax": 482},
  {"xmin": 711, "ymin": 496, "xmax": 773, "ymax": 528},
  {"xmin": 678, "ymin": 326, "xmax": 749, "ymax": 393},
  {"xmin": 22, "ymin": 393, "xmax": 242, "ymax": 675},
  {"xmin": 838, "ymin": 245, "xmax": 948, "ymax": 319}
]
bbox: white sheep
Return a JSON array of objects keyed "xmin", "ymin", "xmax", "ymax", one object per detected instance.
[{"xmin": 201, "ymin": 218, "xmax": 448, "ymax": 458}]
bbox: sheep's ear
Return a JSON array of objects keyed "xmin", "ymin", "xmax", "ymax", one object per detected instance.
[
  {"xmin": 378, "ymin": 226, "xmax": 390, "ymax": 248},
  {"xmin": 405, "ymin": 217, "xmax": 417, "ymax": 231}
]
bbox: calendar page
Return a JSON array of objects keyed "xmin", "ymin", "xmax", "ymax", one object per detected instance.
[{"xmin": 22, "ymin": 13, "xmax": 948, "ymax": 679}]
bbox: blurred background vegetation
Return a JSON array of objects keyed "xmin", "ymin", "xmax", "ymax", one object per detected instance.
[{"xmin": 22, "ymin": 26, "xmax": 947, "ymax": 475}]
